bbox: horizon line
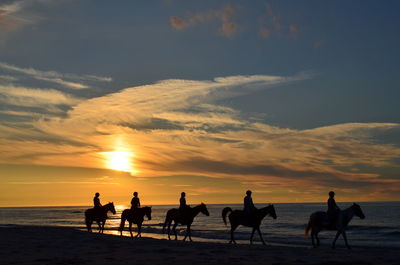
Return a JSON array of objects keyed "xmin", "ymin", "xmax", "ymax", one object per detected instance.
[{"xmin": 1, "ymin": 200, "xmax": 399, "ymax": 208}]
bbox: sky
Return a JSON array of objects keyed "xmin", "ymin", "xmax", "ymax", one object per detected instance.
[{"xmin": 0, "ymin": 0, "xmax": 399, "ymax": 206}]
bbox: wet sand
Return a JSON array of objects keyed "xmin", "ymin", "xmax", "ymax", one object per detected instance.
[{"xmin": 0, "ymin": 225, "xmax": 398, "ymax": 265}]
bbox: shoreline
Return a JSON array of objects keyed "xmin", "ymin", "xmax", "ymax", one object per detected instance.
[{"xmin": 1, "ymin": 225, "xmax": 399, "ymax": 265}]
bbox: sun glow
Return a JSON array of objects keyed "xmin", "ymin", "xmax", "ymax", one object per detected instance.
[{"xmin": 106, "ymin": 150, "xmax": 134, "ymax": 173}]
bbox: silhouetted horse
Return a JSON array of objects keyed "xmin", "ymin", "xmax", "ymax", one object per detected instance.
[
  {"xmin": 222, "ymin": 205, "xmax": 277, "ymax": 245},
  {"xmin": 162, "ymin": 203, "xmax": 209, "ymax": 241},
  {"xmin": 118, "ymin": 206, "xmax": 152, "ymax": 237},
  {"xmin": 305, "ymin": 203, "xmax": 365, "ymax": 249},
  {"xmin": 85, "ymin": 202, "xmax": 116, "ymax": 233}
]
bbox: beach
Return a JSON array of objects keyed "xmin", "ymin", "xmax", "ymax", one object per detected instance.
[{"xmin": 1, "ymin": 225, "xmax": 399, "ymax": 265}]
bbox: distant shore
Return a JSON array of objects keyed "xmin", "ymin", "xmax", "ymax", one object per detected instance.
[{"xmin": 1, "ymin": 225, "xmax": 399, "ymax": 265}]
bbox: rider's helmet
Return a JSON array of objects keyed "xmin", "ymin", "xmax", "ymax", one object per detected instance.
[
  {"xmin": 329, "ymin": 191, "xmax": 335, "ymax": 197},
  {"xmin": 181, "ymin": 192, "xmax": 186, "ymax": 197},
  {"xmin": 133, "ymin": 191, "xmax": 138, "ymax": 197},
  {"xmin": 95, "ymin": 192, "xmax": 100, "ymax": 197},
  {"xmin": 246, "ymin": 190, "xmax": 252, "ymax": 196}
]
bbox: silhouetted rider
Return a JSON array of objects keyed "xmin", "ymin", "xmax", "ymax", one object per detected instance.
[
  {"xmin": 131, "ymin": 191, "xmax": 141, "ymax": 210},
  {"xmin": 178, "ymin": 192, "xmax": 189, "ymax": 216},
  {"xmin": 93, "ymin": 192, "xmax": 102, "ymax": 209},
  {"xmin": 244, "ymin": 190, "xmax": 256, "ymax": 214},
  {"xmin": 327, "ymin": 191, "xmax": 340, "ymax": 225}
]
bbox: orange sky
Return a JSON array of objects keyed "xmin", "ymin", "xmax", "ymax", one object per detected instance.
[
  {"xmin": 1, "ymin": 78, "xmax": 400, "ymax": 206},
  {"xmin": 1, "ymin": 1, "xmax": 400, "ymax": 206}
]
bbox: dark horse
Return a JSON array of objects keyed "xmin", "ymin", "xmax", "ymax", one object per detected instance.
[
  {"xmin": 84, "ymin": 202, "xmax": 116, "ymax": 233},
  {"xmin": 118, "ymin": 206, "xmax": 152, "ymax": 237},
  {"xmin": 222, "ymin": 205, "xmax": 277, "ymax": 245},
  {"xmin": 162, "ymin": 203, "xmax": 209, "ymax": 241},
  {"xmin": 305, "ymin": 203, "xmax": 365, "ymax": 249}
]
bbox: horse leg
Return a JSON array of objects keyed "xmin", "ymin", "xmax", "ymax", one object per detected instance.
[
  {"xmin": 101, "ymin": 221, "xmax": 105, "ymax": 233},
  {"xmin": 167, "ymin": 222, "xmax": 171, "ymax": 240},
  {"xmin": 96, "ymin": 221, "xmax": 101, "ymax": 233},
  {"xmin": 172, "ymin": 222, "xmax": 178, "ymax": 240},
  {"xmin": 183, "ymin": 224, "xmax": 188, "ymax": 241},
  {"xmin": 311, "ymin": 229, "xmax": 316, "ymax": 248},
  {"xmin": 230, "ymin": 224, "xmax": 238, "ymax": 244},
  {"xmin": 250, "ymin": 227, "xmax": 256, "ymax": 245},
  {"xmin": 136, "ymin": 223, "xmax": 142, "ymax": 238},
  {"xmin": 342, "ymin": 230, "xmax": 351, "ymax": 249},
  {"xmin": 332, "ymin": 230, "xmax": 342, "ymax": 249},
  {"xmin": 184, "ymin": 224, "xmax": 192, "ymax": 242},
  {"xmin": 86, "ymin": 218, "xmax": 92, "ymax": 232},
  {"xmin": 129, "ymin": 222, "xmax": 133, "ymax": 237},
  {"xmin": 257, "ymin": 227, "xmax": 266, "ymax": 245},
  {"xmin": 315, "ymin": 231, "xmax": 320, "ymax": 247},
  {"xmin": 188, "ymin": 225, "xmax": 193, "ymax": 242}
]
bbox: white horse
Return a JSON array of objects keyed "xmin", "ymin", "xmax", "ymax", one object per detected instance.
[{"xmin": 305, "ymin": 203, "xmax": 365, "ymax": 249}]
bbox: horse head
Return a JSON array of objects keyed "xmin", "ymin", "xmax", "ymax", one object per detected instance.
[
  {"xmin": 145, "ymin": 206, "xmax": 152, "ymax": 220},
  {"xmin": 108, "ymin": 202, "xmax": 116, "ymax": 215},
  {"xmin": 200, "ymin": 203, "xmax": 210, "ymax": 216},
  {"xmin": 352, "ymin": 203, "xmax": 365, "ymax": 219},
  {"xmin": 269, "ymin": 204, "xmax": 277, "ymax": 219}
]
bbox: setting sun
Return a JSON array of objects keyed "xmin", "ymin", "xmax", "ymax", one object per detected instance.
[{"xmin": 106, "ymin": 150, "xmax": 134, "ymax": 173}]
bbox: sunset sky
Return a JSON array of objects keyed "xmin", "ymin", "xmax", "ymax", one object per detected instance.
[{"xmin": 1, "ymin": 0, "xmax": 399, "ymax": 206}]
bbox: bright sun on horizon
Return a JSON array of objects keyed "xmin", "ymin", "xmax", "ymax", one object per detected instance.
[{"xmin": 106, "ymin": 150, "xmax": 134, "ymax": 173}]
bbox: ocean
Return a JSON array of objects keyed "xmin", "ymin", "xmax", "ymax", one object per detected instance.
[{"xmin": 1, "ymin": 202, "xmax": 399, "ymax": 248}]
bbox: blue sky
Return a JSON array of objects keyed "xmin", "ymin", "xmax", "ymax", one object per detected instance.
[{"xmin": 0, "ymin": 0, "xmax": 399, "ymax": 205}]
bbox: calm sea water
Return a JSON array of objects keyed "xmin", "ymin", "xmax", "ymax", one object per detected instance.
[{"xmin": 0, "ymin": 202, "xmax": 399, "ymax": 248}]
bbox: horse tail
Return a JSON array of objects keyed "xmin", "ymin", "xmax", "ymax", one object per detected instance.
[
  {"xmin": 118, "ymin": 210, "xmax": 127, "ymax": 232},
  {"xmin": 222, "ymin": 207, "xmax": 232, "ymax": 225},
  {"xmin": 305, "ymin": 219, "xmax": 311, "ymax": 238}
]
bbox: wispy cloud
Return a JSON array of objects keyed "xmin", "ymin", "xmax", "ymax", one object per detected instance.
[
  {"xmin": 258, "ymin": 3, "xmax": 300, "ymax": 39},
  {"xmin": 170, "ymin": 5, "xmax": 240, "ymax": 38},
  {"xmin": 0, "ymin": 84, "xmax": 81, "ymax": 108},
  {"xmin": 0, "ymin": 1, "xmax": 31, "ymax": 31},
  {"xmin": 0, "ymin": 62, "xmax": 112, "ymax": 89},
  {"xmin": 1, "ymin": 73, "xmax": 399, "ymax": 201},
  {"xmin": 0, "ymin": 0, "xmax": 49, "ymax": 33}
]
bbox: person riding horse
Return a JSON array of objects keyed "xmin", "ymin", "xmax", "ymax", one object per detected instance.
[
  {"xmin": 244, "ymin": 190, "xmax": 257, "ymax": 216},
  {"xmin": 178, "ymin": 192, "xmax": 189, "ymax": 217},
  {"xmin": 93, "ymin": 192, "xmax": 102, "ymax": 209},
  {"xmin": 327, "ymin": 191, "xmax": 340, "ymax": 227},
  {"xmin": 131, "ymin": 192, "xmax": 141, "ymax": 210}
]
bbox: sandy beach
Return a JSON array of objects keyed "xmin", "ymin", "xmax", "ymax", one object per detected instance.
[{"xmin": 0, "ymin": 225, "xmax": 399, "ymax": 265}]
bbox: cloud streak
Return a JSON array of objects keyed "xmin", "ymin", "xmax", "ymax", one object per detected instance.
[
  {"xmin": 0, "ymin": 84, "xmax": 81, "ymax": 108},
  {"xmin": 0, "ymin": 62, "xmax": 112, "ymax": 89}
]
